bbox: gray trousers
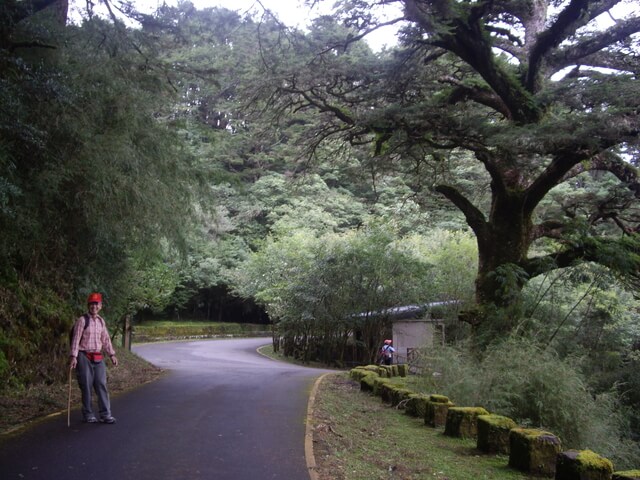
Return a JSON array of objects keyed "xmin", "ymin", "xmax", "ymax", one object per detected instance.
[{"xmin": 76, "ymin": 353, "xmax": 111, "ymax": 420}]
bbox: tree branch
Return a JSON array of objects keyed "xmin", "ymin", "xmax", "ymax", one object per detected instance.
[
  {"xmin": 403, "ymin": 0, "xmax": 542, "ymax": 124},
  {"xmin": 563, "ymin": 152, "xmax": 640, "ymax": 200},
  {"xmin": 434, "ymin": 184, "xmax": 488, "ymax": 236},
  {"xmin": 525, "ymin": 0, "xmax": 592, "ymax": 92},
  {"xmin": 532, "ymin": 220, "xmax": 567, "ymax": 240},
  {"xmin": 521, "ymin": 235, "xmax": 640, "ymax": 282},
  {"xmin": 547, "ymin": 16, "xmax": 640, "ymax": 73},
  {"xmin": 280, "ymin": 85, "xmax": 356, "ymax": 125},
  {"xmin": 439, "ymin": 75, "xmax": 512, "ymax": 118}
]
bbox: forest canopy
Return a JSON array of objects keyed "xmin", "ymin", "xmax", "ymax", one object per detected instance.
[{"xmin": 1, "ymin": 0, "xmax": 639, "ymax": 466}]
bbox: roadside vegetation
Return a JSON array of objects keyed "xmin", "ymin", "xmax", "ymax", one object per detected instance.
[
  {"xmin": 409, "ymin": 339, "xmax": 640, "ymax": 469},
  {"xmin": 133, "ymin": 321, "xmax": 271, "ymax": 343},
  {"xmin": 311, "ymin": 373, "xmax": 531, "ymax": 480},
  {"xmin": 1, "ymin": 0, "xmax": 639, "ymax": 471}
]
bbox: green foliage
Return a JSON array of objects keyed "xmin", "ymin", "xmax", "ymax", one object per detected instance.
[
  {"xmin": 416, "ymin": 338, "xmax": 640, "ymax": 469},
  {"xmin": 0, "ymin": 10, "xmax": 199, "ymax": 389},
  {"xmin": 234, "ymin": 223, "xmax": 434, "ymax": 364},
  {"xmin": 407, "ymin": 229, "xmax": 477, "ymax": 303},
  {"xmin": 0, "ymin": 282, "xmax": 73, "ymax": 388},
  {"xmin": 249, "ymin": 0, "xmax": 640, "ymax": 333},
  {"xmin": 518, "ymin": 263, "xmax": 640, "ymax": 442},
  {"xmin": 132, "ymin": 321, "xmax": 269, "ymax": 343}
]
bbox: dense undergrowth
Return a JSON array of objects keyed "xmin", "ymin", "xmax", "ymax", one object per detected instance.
[{"xmin": 409, "ymin": 338, "xmax": 640, "ymax": 470}]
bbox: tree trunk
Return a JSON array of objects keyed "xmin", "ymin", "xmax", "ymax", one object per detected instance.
[
  {"xmin": 476, "ymin": 192, "xmax": 533, "ymax": 308},
  {"xmin": 122, "ymin": 314, "xmax": 132, "ymax": 351}
]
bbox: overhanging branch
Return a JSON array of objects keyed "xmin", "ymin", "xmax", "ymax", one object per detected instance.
[
  {"xmin": 434, "ymin": 184, "xmax": 488, "ymax": 236},
  {"xmin": 563, "ymin": 152, "xmax": 640, "ymax": 199},
  {"xmin": 547, "ymin": 16, "xmax": 640, "ymax": 72},
  {"xmin": 526, "ymin": 0, "xmax": 591, "ymax": 91}
]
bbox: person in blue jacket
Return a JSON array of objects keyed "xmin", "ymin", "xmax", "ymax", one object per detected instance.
[{"xmin": 380, "ymin": 339, "xmax": 395, "ymax": 365}]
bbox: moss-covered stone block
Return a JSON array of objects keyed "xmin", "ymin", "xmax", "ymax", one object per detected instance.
[
  {"xmin": 350, "ymin": 367, "xmax": 375, "ymax": 381},
  {"xmin": 378, "ymin": 382, "xmax": 396, "ymax": 403},
  {"xmin": 359, "ymin": 373, "xmax": 378, "ymax": 392},
  {"xmin": 372, "ymin": 377, "xmax": 394, "ymax": 397},
  {"xmin": 398, "ymin": 364, "xmax": 408, "ymax": 377},
  {"xmin": 425, "ymin": 399, "xmax": 454, "ymax": 428},
  {"xmin": 612, "ymin": 470, "xmax": 640, "ymax": 480},
  {"xmin": 405, "ymin": 394, "xmax": 430, "ymax": 418},
  {"xmin": 378, "ymin": 381, "xmax": 410, "ymax": 405},
  {"xmin": 351, "ymin": 365, "xmax": 385, "ymax": 381},
  {"xmin": 476, "ymin": 414, "xmax": 517, "ymax": 454},
  {"xmin": 444, "ymin": 407, "xmax": 490, "ymax": 439},
  {"xmin": 429, "ymin": 394, "xmax": 450, "ymax": 403},
  {"xmin": 555, "ymin": 449, "xmax": 613, "ymax": 480},
  {"xmin": 391, "ymin": 388, "xmax": 414, "ymax": 407},
  {"xmin": 508, "ymin": 428, "xmax": 562, "ymax": 477}
]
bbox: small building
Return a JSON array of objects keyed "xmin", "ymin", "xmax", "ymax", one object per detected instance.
[{"xmin": 383, "ymin": 302, "xmax": 455, "ymax": 363}]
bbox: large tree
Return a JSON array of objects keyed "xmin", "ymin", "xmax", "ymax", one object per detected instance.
[{"xmin": 254, "ymin": 0, "xmax": 640, "ymax": 329}]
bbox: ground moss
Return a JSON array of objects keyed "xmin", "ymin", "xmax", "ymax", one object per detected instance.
[
  {"xmin": 378, "ymin": 382, "xmax": 396, "ymax": 403},
  {"xmin": 372, "ymin": 377, "xmax": 394, "ymax": 396},
  {"xmin": 511, "ymin": 427, "xmax": 557, "ymax": 441},
  {"xmin": 478, "ymin": 414, "xmax": 517, "ymax": 429},
  {"xmin": 392, "ymin": 388, "xmax": 414, "ymax": 407},
  {"xmin": 360, "ymin": 373, "xmax": 378, "ymax": 392}
]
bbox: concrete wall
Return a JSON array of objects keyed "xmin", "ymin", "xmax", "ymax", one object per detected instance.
[{"xmin": 392, "ymin": 320, "xmax": 443, "ymax": 360}]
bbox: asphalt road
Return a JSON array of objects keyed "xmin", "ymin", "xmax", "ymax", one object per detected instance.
[{"xmin": 0, "ymin": 338, "xmax": 331, "ymax": 480}]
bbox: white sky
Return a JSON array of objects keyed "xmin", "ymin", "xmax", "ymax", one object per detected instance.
[
  {"xmin": 181, "ymin": 0, "xmax": 322, "ymax": 28},
  {"xmin": 69, "ymin": 0, "xmax": 401, "ymax": 51},
  {"xmin": 70, "ymin": 1, "xmax": 638, "ymax": 51}
]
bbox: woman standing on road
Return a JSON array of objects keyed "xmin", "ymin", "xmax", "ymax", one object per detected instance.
[{"xmin": 69, "ymin": 292, "xmax": 118, "ymax": 424}]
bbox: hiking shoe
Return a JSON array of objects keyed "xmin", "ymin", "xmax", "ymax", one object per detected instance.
[
  {"xmin": 83, "ymin": 417, "xmax": 98, "ymax": 424},
  {"xmin": 99, "ymin": 416, "xmax": 116, "ymax": 424}
]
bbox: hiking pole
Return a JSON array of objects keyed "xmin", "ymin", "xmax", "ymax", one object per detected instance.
[{"xmin": 67, "ymin": 366, "xmax": 72, "ymax": 427}]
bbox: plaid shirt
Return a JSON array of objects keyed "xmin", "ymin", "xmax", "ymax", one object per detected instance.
[{"xmin": 70, "ymin": 314, "xmax": 116, "ymax": 358}]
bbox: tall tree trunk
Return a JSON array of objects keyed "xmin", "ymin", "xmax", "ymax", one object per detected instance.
[{"xmin": 476, "ymin": 193, "xmax": 533, "ymax": 308}]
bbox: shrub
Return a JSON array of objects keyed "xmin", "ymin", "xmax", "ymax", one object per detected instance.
[{"xmin": 419, "ymin": 337, "xmax": 640, "ymax": 469}]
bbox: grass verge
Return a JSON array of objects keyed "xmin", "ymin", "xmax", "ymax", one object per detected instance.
[{"xmin": 310, "ymin": 373, "xmax": 534, "ymax": 480}]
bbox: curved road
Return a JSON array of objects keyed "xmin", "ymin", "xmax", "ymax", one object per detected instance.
[{"xmin": 0, "ymin": 338, "xmax": 331, "ymax": 480}]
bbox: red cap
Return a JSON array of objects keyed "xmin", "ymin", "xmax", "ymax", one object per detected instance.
[{"xmin": 87, "ymin": 292, "xmax": 102, "ymax": 304}]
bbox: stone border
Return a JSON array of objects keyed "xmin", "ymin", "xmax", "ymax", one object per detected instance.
[{"xmin": 306, "ymin": 373, "xmax": 332, "ymax": 480}]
